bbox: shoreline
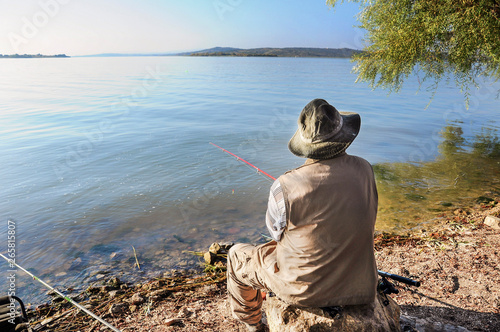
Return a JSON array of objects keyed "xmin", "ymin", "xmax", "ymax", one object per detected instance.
[{"xmin": 20, "ymin": 197, "xmax": 500, "ymax": 331}]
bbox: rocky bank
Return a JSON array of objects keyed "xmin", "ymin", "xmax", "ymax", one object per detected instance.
[{"xmin": 20, "ymin": 200, "xmax": 500, "ymax": 331}]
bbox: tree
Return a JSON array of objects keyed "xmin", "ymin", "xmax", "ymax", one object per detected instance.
[{"xmin": 327, "ymin": 0, "xmax": 500, "ymax": 105}]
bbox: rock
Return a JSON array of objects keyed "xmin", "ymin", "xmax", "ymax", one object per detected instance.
[
  {"xmin": 108, "ymin": 290, "xmax": 124, "ymax": 299},
  {"xmin": 204, "ymin": 251, "xmax": 216, "ymax": 264},
  {"xmin": 100, "ymin": 285, "xmax": 113, "ymax": 293},
  {"xmin": 484, "ymin": 215, "xmax": 500, "ymax": 230},
  {"xmin": 476, "ymin": 196, "xmax": 494, "ymax": 204},
  {"xmin": 263, "ymin": 292, "xmax": 401, "ymax": 332},
  {"xmin": 149, "ymin": 289, "xmax": 171, "ymax": 300},
  {"xmin": 71, "ymin": 293, "xmax": 86, "ymax": 302},
  {"xmin": 219, "ymin": 242, "xmax": 234, "ymax": 251},
  {"xmin": 41, "ymin": 317, "xmax": 55, "ymax": 326},
  {"xmin": 107, "ymin": 277, "xmax": 122, "ymax": 288},
  {"xmin": 51, "ymin": 296, "xmax": 64, "ymax": 303},
  {"xmin": 177, "ymin": 306, "xmax": 192, "ymax": 318},
  {"xmin": 167, "ymin": 269, "xmax": 182, "ymax": 277},
  {"xmin": 150, "ymin": 280, "xmax": 164, "ymax": 289},
  {"xmin": 209, "ymin": 242, "xmax": 221, "ymax": 254},
  {"xmin": 69, "ymin": 257, "xmax": 83, "ymax": 270},
  {"xmin": 399, "ymin": 315, "xmax": 417, "ymax": 331},
  {"xmin": 109, "ymin": 303, "xmax": 128, "ymax": 316},
  {"xmin": 86, "ymin": 286, "xmax": 100, "ymax": 294},
  {"xmin": 130, "ymin": 293, "xmax": 145, "ymax": 305},
  {"xmin": 402, "ymin": 315, "xmax": 471, "ymax": 332},
  {"xmin": 405, "ymin": 193, "xmax": 426, "ymax": 201},
  {"xmin": 109, "ymin": 252, "xmax": 123, "ymax": 260},
  {"xmin": 165, "ymin": 318, "xmax": 182, "ymax": 326}
]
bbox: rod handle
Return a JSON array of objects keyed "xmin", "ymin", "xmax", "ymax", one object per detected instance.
[{"xmin": 378, "ymin": 270, "xmax": 421, "ymax": 287}]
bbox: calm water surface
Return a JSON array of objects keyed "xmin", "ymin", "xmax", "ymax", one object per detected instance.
[{"xmin": 0, "ymin": 56, "xmax": 499, "ymax": 302}]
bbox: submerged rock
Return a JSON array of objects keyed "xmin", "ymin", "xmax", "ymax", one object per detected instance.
[
  {"xmin": 476, "ymin": 196, "xmax": 494, "ymax": 204},
  {"xmin": 69, "ymin": 257, "xmax": 83, "ymax": 270},
  {"xmin": 405, "ymin": 193, "xmax": 426, "ymax": 201}
]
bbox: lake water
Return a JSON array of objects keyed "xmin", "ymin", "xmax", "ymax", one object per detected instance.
[{"xmin": 0, "ymin": 56, "xmax": 499, "ymax": 303}]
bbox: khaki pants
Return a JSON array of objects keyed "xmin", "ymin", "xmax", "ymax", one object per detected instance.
[{"xmin": 227, "ymin": 243, "xmax": 275, "ymax": 325}]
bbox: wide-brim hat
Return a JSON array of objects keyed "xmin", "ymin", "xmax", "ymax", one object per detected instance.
[{"xmin": 288, "ymin": 99, "xmax": 361, "ymax": 159}]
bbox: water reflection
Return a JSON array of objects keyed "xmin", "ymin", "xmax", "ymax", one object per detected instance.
[{"xmin": 374, "ymin": 124, "xmax": 500, "ymax": 231}]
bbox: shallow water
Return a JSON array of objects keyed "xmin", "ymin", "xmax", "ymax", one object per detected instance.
[{"xmin": 0, "ymin": 56, "xmax": 499, "ymax": 303}]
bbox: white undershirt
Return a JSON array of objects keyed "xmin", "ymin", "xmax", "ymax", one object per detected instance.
[{"xmin": 265, "ymin": 179, "xmax": 287, "ymax": 241}]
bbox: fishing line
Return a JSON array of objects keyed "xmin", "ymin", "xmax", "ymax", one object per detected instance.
[
  {"xmin": 209, "ymin": 142, "xmax": 276, "ymax": 181},
  {"xmin": 2, "ymin": 144, "xmax": 273, "ymax": 331},
  {"xmin": 0, "ymin": 253, "xmax": 122, "ymax": 332}
]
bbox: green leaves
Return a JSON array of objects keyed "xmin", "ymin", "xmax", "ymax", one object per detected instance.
[{"xmin": 327, "ymin": 0, "xmax": 500, "ymax": 106}]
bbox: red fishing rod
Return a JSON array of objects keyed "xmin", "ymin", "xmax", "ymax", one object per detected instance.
[{"xmin": 209, "ymin": 142, "xmax": 276, "ymax": 181}]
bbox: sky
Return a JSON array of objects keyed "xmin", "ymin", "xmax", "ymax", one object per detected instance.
[{"xmin": 0, "ymin": 0, "xmax": 364, "ymax": 56}]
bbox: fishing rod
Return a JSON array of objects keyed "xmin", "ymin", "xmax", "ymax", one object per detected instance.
[
  {"xmin": 209, "ymin": 142, "xmax": 276, "ymax": 181},
  {"xmin": 0, "ymin": 253, "xmax": 121, "ymax": 332}
]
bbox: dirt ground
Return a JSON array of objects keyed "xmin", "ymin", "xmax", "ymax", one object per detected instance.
[
  {"xmin": 26, "ymin": 203, "xmax": 499, "ymax": 332},
  {"xmin": 375, "ymin": 204, "xmax": 500, "ymax": 332}
]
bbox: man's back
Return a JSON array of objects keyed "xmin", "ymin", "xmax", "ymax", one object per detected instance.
[{"xmin": 271, "ymin": 154, "xmax": 378, "ymax": 307}]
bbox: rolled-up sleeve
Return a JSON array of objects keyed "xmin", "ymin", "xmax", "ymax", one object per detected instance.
[{"xmin": 265, "ymin": 179, "xmax": 287, "ymax": 242}]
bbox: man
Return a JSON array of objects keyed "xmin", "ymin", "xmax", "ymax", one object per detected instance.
[{"xmin": 227, "ymin": 99, "xmax": 378, "ymax": 331}]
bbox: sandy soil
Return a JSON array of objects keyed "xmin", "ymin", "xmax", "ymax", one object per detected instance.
[
  {"xmin": 376, "ymin": 204, "xmax": 500, "ymax": 331},
  {"xmin": 26, "ymin": 203, "xmax": 499, "ymax": 332}
]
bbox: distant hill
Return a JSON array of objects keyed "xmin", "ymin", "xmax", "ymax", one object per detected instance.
[
  {"xmin": 179, "ymin": 47, "xmax": 361, "ymax": 58},
  {"xmin": 0, "ymin": 54, "xmax": 69, "ymax": 58},
  {"xmin": 78, "ymin": 52, "xmax": 177, "ymax": 57},
  {"xmin": 76, "ymin": 47, "xmax": 362, "ymax": 58}
]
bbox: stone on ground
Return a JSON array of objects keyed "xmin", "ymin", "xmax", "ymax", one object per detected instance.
[{"xmin": 263, "ymin": 293, "xmax": 400, "ymax": 332}]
